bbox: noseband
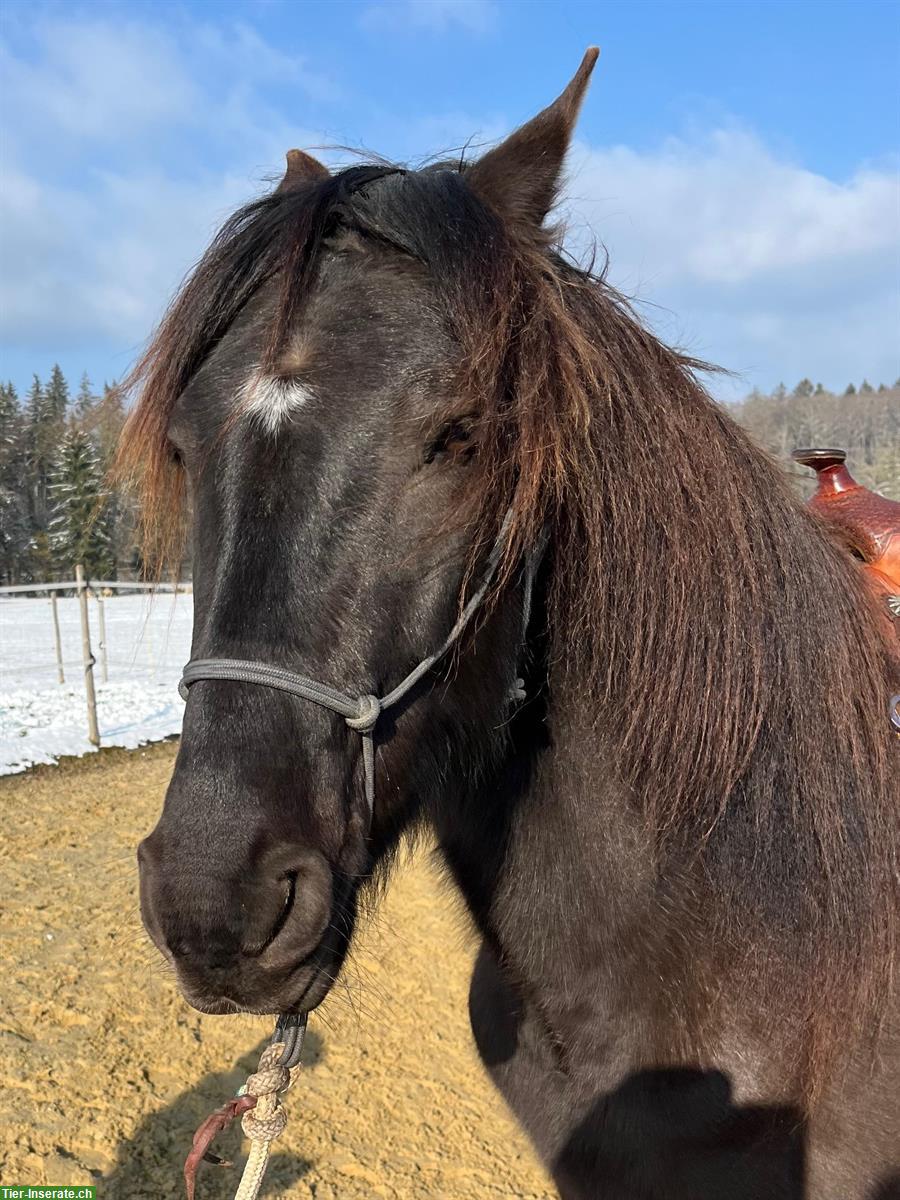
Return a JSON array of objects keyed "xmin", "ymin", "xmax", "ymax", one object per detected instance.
[{"xmin": 178, "ymin": 511, "xmax": 540, "ymax": 818}]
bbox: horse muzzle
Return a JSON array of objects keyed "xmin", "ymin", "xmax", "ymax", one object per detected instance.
[{"xmin": 137, "ymin": 831, "xmax": 348, "ymax": 1015}]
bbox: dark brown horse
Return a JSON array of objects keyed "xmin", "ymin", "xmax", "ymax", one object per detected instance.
[{"xmin": 118, "ymin": 51, "xmax": 899, "ymax": 1199}]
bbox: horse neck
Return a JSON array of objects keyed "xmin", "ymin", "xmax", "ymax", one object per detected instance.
[
  {"xmin": 431, "ymin": 595, "xmax": 657, "ymax": 1000},
  {"xmin": 430, "ymin": 493, "xmax": 897, "ymax": 1073}
]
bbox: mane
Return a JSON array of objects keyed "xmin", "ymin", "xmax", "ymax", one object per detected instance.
[{"xmin": 118, "ymin": 161, "xmax": 899, "ymax": 1093}]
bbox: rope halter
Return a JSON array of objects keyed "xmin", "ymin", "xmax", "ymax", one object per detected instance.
[{"xmin": 178, "ymin": 510, "xmax": 530, "ymax": 820}]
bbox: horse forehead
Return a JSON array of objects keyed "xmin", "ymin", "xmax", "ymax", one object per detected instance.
[{"xmin": 181, "ymin": 247, "xmax": 449, "ymax": 445}]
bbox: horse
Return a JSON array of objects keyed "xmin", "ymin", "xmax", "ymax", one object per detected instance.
[{"xmin": 118, "ymin": 50, "xmax": 899, "ymax": 1199}]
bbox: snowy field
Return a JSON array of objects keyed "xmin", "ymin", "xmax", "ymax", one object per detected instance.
[{"xmin": 0, "ymin": 592, "xmax": 193, "ymax": 775}]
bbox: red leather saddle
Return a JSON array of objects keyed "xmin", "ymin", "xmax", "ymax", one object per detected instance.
[
  {"xmin": 793, "ymin": 449, "xmax": 900, "ymax": 733},
  {"xmin": 793, "ymin": 448, "xmax": 900, "ymax": 603}
]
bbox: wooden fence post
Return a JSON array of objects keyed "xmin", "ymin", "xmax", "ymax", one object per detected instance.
[
  {"xmin": 75, "ymin": 565, "xmax": 100, "ymax": 747},
  {"xmin": 50, "ymin": 591, "xmax": 65, "ymax": 684},
  {"xmin": 95, "ymin": 591, "xmax": 109, "ymax": 683}
]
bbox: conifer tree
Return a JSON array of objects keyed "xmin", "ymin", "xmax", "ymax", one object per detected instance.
[
  {"xmin": 0, "ymin": 382, "xmax": 22, "ymax": 470},
  {"xmin": 29, "ymin": 530, "xmax": 53, "ymax": 580},
  {"xmin": 24, "ymin": 374, "xmax": 42, "ymax": 418},
  {"xmin": 75, "ymin": 372, "xmax": 95, "ymax": 419},
  {"xmin": 47, "ymin": 427, "xmax": 115, "ymax": 578},
  {"xmin": 97, "ymin": 382, "xmax": 131, "ymax": 561},
  {"xmin": 25, "ymin": 374, "xmax": 46, "ymax": 525},
  {"xmin": 0, "ymin": 383, "xmax": 30, "ymax": 582},
  {"xmin": 44, "ymin": 363, "xmax": 70, "ymax": 421},
  {"xmin": 25, "ymin": 372, "xmax": 67, "ymax": 529}
]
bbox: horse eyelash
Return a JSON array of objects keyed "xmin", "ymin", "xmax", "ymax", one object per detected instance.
[{"xmin": 424, "ymin": 420, "xmax": 474, "ymax": 465}]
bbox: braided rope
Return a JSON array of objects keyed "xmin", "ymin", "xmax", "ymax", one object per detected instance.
[{"xmin": 232, "ymin": 1042, "xmax": 300, "ymax": 1200}]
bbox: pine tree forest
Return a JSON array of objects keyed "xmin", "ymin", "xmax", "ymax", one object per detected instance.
[
  {"xmin": 0, "ymin": 370, "xmax": 129, "ymax": 584},
  {"xmin": 0, "ymin": 367, "xmax": 898, "ymax": 586}
]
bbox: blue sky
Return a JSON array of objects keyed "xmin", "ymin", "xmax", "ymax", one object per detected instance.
[{"xmin": 1, "ymin": 0, "xmax": 898, "ymax": 402}]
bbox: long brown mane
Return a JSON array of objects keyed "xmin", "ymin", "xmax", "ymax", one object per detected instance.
[{"xmin": 118, "ymin": 162, "xmax": 898, "ymax": 1092}]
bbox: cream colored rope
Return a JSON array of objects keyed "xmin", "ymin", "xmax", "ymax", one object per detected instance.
[{"xmin": 232, "ymin": 1041, "xmax": 302, "ymax": 1200}]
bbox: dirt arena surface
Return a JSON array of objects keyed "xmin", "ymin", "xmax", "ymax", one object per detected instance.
[{"xmin": 1, "ymin": 743, "xmax": 554, "ymax": 1198}]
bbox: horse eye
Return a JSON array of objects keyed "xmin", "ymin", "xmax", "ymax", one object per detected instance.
[{"xmin": 425, "ymin": 421, "xmax": 474, "ymax": 465}]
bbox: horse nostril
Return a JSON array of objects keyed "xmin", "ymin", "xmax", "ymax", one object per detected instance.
[
  {"xmin": 253, "ymin": 849, "xmax": 333, "ymax": 971},
  {"xmin": 262, "ymin": 870, "xmax": 298, "ymax": 952}
]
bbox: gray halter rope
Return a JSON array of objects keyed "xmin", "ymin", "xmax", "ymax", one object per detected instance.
[{"xmin": 178, "ymin": 511, "xmax": 535, "ymax": 819}]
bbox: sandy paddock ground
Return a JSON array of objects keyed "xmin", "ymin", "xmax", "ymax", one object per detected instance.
[{"xmin": 0, "ymin": 743, "xmax": 553, "ymax": 1198}]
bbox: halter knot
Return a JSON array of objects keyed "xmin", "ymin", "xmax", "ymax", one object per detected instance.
[
  {"xmin": 240, "ymin": 1043, "xmax": 293, "ymax": 1143},
  {"xmin": 242, "ymin": 1104, "xmax": 288, "ymax": 1143},
  {"xmin": 245, "ymin": 1062, "xmax": 290, "ymax": 1097},
  {"xmin": 346, "ymin": 693, "xmax": 382, "ymax": 733}
]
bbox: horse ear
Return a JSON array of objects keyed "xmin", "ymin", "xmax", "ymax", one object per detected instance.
[
  {"xmin": 466, "ymin": 47, "xmax": 599, "ymax": 227},
  {"xmin": 276, "ymin": 148, "xmax": 330, "ymax": 193}
]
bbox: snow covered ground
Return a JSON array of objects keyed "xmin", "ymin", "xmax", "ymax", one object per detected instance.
[{"xmin": 1, "ymin": 592, "xmax": 193, "ymax": 774}]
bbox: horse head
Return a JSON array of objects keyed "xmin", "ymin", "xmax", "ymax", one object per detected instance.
[{"xmin": 127, "ymin": 52, "xmax": 599, "ymax": 1017}]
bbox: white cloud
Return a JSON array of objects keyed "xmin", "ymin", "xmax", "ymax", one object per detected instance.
[
  {"xmin": 0, "ymin": 16, "xmax": 330, "ymax": 364},
  {"xmin": 564, "ymin": 130, "xmax": 898, "ymax": 286},
  {"xmin": 0, "ymin": 20, "xmax": 197, "ymax": 148},
  {"xmin": 0, "ymin": 163, "xmax": 259, "ymax": 349},
  {"xmin": 559, "ymin": 129, "xmax": 900, "ymax": 395},
  {"xmin": 361, "ymin": 0, "xmax": 497, "ymax": 35},
  {"xmin": 191, "ymin": 20, "xmax": 341, "ymax": 102}
]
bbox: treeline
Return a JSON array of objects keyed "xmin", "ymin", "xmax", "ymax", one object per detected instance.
[
  {"xmin": 2, "ymin": 367, "xmax": 899, "ymax": 587},
  {"xmin": 0, "ymin": 366, "xmax": 132, "ymax": 585},
  {"xmin": 733, "ymin": 377, "xmax": 900, "ymax": 500}
]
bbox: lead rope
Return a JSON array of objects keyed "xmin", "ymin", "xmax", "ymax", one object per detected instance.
[
  {"xmin": 232, "ymin": 1041, "xmax": 299, "ymax": 1200},
  {"xmin": 185, "ymin": 1018, "xmax": 307, "ymax": 1200}
]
